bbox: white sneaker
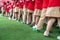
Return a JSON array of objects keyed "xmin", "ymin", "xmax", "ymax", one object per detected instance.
[
  {"xmin": 8, "ymin": 18, "xmax": 11, "ymax": 20},
  {"xmin": 57, "ymin": 36, "xmax": 60, "ymax": 40},
  {"xmin": 17, "ymin": 20, "xmax": 19, "ymax": 22},
  {"xmin": 44, "ymin": 31, "xmax": 49, "ymax": 36},
  {"xmin": 32, "ymin": 25, "xmax": 37, "ymax": 29}
]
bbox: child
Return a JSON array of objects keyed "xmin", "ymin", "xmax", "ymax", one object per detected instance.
[
  {"xmin": 44, "ymin": 0, "xmax": 60, "ymax": 36},
  {"xmin": 13, "ymin": 0, "xmax": 19, "ymax": 20},
  {"xmin": 8, "ymin": 2, "xmax": 13, "ymax": 19},
  {"xmin": 22, "ymin": 0, "xmax": 30, "ymax": 24},
  {"xmin": 11, "ymin": 0, "xmax": 16, "ymax": 20},
  {"xmin": 31, "ymin": 0, "xmax": 43, "ymax": 27},
  {"xmin": 6, "ymin": 1, "xmax": 10, "ymax": 17},
  {"xmin": 2, "ymin": 2, "xmax": 6, "ymax": 16},
  {"xmin": 32, "ymin": 0, "xmax": 49, "ymax": 32},
  {"xmin": 17, "ymin": 0, "xmax": 23, "ymax": 22},
  {"xmin": 27, "ymin": 0, "xmax": 35, "ymax": 24}
]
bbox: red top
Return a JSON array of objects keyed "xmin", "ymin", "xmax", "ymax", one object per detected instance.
[
  {"xmin": 14, "ymin": 2, "xmax": 19, "ymax": 7},
  {"xmin": 27, "ymin": 0, "xmax": 35, "ymax": 11},
  {"xmin": 34, "ymin": 0, "xmax": 43, "ymax": 10},
  {"xmin": 23, "ymin": 0, "xmax": 30, "ymax": 8},
  {"xmin": 18, "ymin": 0, "xmax": 23, "ymax": 9},
  {"xmin": 2, "ymin": 4, "xmax": 7, "ymax": 10},
  {"xmin": 6, "ymin": 3, "xmax": 10, "ymax": 12},
  {"xmin": 42, "ymin": 0, "xmax": 49, "ymax": 8},
  {"xmin": 9, "ymin": 2, "xmax": 12, "ymax": 10},
  {"xmin": 11, "ymin": 1, "xmax": 15, "ymax": 9},
  {"xmin": 48, "ymin": 0, "xmax": 60, "ymax": 7}
]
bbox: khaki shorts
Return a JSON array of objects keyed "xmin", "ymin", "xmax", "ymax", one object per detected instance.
[
  {"xmin": 46, "ymin": 7, "xmax": 60, "ymax": 18},
  {"xmin": 19, "ymin": 9, "xmax": 23, "ymax": 14},
  {"xmin": 13, "ymin": 7, "xmax": 19, "ymax": 13},
  {"xmin": 27, "ymin": 9, "xmax": 34, "ymax": 13},
  {"xmin": 33, "ymin": 9, "xmax": 42, "ymax": 16}
]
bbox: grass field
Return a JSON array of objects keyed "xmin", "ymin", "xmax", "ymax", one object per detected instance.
[{"xmin": 0, "ymin": 14, "xmax": 60, "ymax": 40}]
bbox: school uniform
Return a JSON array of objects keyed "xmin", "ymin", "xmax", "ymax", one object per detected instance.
[
  {"xmin": 6, "ymin": 3, "xmax": 11, "ymax": 17},
  {"xmin": 23, "ymin": 0, "xmax": 29, "ymax": 13},
  {"xmin": 46, "ymin": 0, "xmax": 60, "ymax": 17},
  {"xmin": 26, "ymin": 0, "xmax": 35, "ymax": 24},
  {"xmin": 14, "ymin": 2, "xmax": 19, "ymax": 13},
  {"xmin": 2, "ymin": 4, "xmax": 6, "ymax": 16},
  {"xmin": 18, "ymin": 0, "xmax": 23, "ymax": 14},
  {"xmin": 9, "ymin": 2, "xmax": 12, "ymax": 13},
  {"xmin": 36, "ymin": 0, "xmax": 49, "ymax": 30},
  {"xmin": 33, "ymin": 0, "xmax": 43, "ymax": 16},
  {"xmin": 27, "ymin": 0, "xmax": 35, "ymax": 13},
  {"xmin": 22, "ymin": 0, "xmax": 30, "ymax": 23},
  {"xmin": 11, "ymin": 1, "xmax": 15, "ymax": 14},
  {"xmin": 6, "ymin": 3, "xmax": 10, "ymax": 13},
  {"xmin": 45, "ymin": 0, "xmax": 60, "ymax": 28}
]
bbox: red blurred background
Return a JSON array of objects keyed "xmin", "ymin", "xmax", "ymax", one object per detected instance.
[{"xmin": 0, "ymin": 0, "xmax": 12, "ymax": 6}]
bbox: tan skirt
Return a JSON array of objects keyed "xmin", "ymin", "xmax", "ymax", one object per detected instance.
[
  {"xmin": 27, "ymin": 9, "xmax": 34, "ymax": 13},
  {"xmin": 46, "ymin": 7, "xmax": 60, "ymax": 18},
  {"xmin": 41, "ymin": 8, "xmax": 47, "ymax": 18},
  {"xmin": 33, "ymin": 9, "xmax": 42, "ymax": 16},
  {"xmin": 13, "ymin": 7, "xmax": 19, "ymax": 12},
  {"xmin": 19, "ymin": 9, "xmax": 23, "ymax": 14},
  {"xmin": 23, "ymin": 8, "xmax": 28, "ymax": 15}
]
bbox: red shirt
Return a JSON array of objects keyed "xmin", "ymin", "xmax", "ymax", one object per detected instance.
[
  {"xmin": 11, "ymin": 1, "xmax": 15, "ymax": 9},
  {"xmin": 9, "ymin": 3, "xmax": 12, "ymax": 10},
  {"xmin": 42, "ymin": 0, "xmax": 49, "ymax": 8},
  {"xmin": 18, "ymin": 0, "xmax": 23, "ymax": 9},
  {"xmin": 35, "ymin": 0, "xmax": 43, "ymax": 10},
  {"xmin": 6, "ymin": 3, "xmax": 10, "ymax": 12},
  {"xmin": 48, "ymin": 0, "xmax": 60, "ymax": 7},
  {"xmin": 2, "ymin": 4, "xmax": 7, "ymax": 10},
  {"xmin": 27, "ymin": 0, "xmax": 35, "ymax": 11},
  {"xmin": 23, "ymin": 0, "xmax": 30, "ymax": 8}
]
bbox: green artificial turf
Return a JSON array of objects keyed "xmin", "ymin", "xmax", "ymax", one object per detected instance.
[{"xmin": 0, "ymin": 14, "xmax": 60, "ymax": 40}]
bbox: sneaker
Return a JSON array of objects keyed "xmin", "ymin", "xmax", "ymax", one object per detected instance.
[
  {"xmin": 8, "ymin": 17, "xmax": 11, "ymax": 20},
  {"xmin": 32, "ymin": 28, "xmax": 40, "ymax": 32},
  {"xmin": 17, "ymin": 20, "xmax": 19, "ymax": 22},
  {"xmin": 21, "ymin": 22, "xmax": 26, "ymax": 24},
  {"xmin": 32, "ymin": 25, "xmax": 40, "ymax": 32},
  {"xmin": 30, "ymin": 22, "xmax": 35, "ymax": 27},
  {"xmin": 57, "ymin": 36, "xmax": 60, "ymax": 40},
  {"xmin": 44, "ymin": 31, "xmax": 49, "ymax": 37},
  {"xmin": 32, "ymin": 25, "xmax": 37, "ymax": 28}
]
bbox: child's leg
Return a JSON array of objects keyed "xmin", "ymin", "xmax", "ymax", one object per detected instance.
[
  {"xmin": 44, "ymin": 18, "xmax": 56, "ymax": 36},
  {"xmin": 35, "ymin": 16, "xmax": 40, "ymax": 25},
  {"xmin": 15, "ymin": 12, "xmax": 18, "ymax": 20},
  {"xmin": 35, "ymin": 9, "xmax": 47, "ymax": 30},
  {"xmin": 22, "ymin": 8, "xmax": 27, "ymax": 23},
  {"xmin": 37, "ymin": 15, "xmax": 45, "ymax": 30},
  {"xmin": 32, "ymin": 10, "xmax": 36, "ymax": 23},
  {"xmin": 18, "ymin": 12, "xmax": 20, "ymax": 21},
  {"xmin": 27, "ymin": 12, "xmax": 31, "ymax": 24},
  {"xmin": 2, "ymin": 10, "xmax": 5, "ymax": 16},
  {"xmin": 12, "ymin": 11, "xmax": 15, "ymax": 19},
  {"xmin": 6, "ymin": 12, "xmax": 8, "ymax": 17},
  {"xmin": 18, "ymin": 9, "xmax": 21, "ymax": 21},
  {"xmin": 32, "ymin": 14, "xmax": 36, "ymax": 23},
  {"xmin": 58, "ymin": 18, "xmax": 60, "ymax": 28},
  {"xmin": 10, "ymin": 10, "xmax": 13, "ymax": 18}
]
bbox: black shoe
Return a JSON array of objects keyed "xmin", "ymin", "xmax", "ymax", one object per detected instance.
[{"xmin": 30, "ymin": 22, "xmax": 35, "ymax": 27}]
